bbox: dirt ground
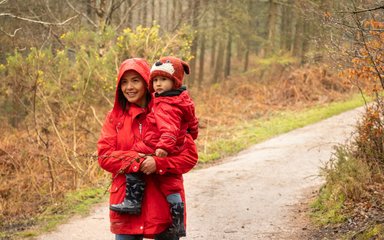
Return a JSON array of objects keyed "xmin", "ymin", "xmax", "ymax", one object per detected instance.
[{"xmin": 34, "ymin": 107, "xmax": 364, "ymax": 240}]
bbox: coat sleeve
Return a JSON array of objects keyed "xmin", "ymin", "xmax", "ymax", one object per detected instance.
[
  {"xmin": 188, "ymin": 113, "xmax": 199, "ymax": 140},
  {"xmin": 97, "ymin": 112, "xmax": 142, "ymax": 174},
  {"xmin": 154, "ymin": 102, "xmax": 183, "ymax": 153},
  {"xmin": 154, "ymin": 134, "xmax": 198, "ymax": 175}
]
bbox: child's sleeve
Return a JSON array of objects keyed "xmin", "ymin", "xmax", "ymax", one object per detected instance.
[
  {"xmin": 154, "ymin": 134, "xmax": 198, "ymax": 175},
  {"xmin": 187, "ymin": 103, "xmax": 199, "ymax": 140},
  {"xmin": 153, "ymin": 102, "xmax": 182, "ymax": 153}
]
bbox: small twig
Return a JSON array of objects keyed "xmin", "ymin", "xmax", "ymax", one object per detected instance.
[
  {"xmin": 37, "ymin": 88, "xmax": 82, "ymax": 172},
  {"xmin": 115, "ymin": 0, "xmax": 141, "ymax": 31},
  {"xmin": 65, "ymin": 0, "xmax": 98, "ymax": 28},
  {"xmin": 90, "ymin": 106, "xmax": 103, "ymax": 127},
  {"xmin": 103, "ymin": 155, "xmax": 143, "ymax": 196},
  {"xmin": 102, "ymin": 92, "xmax": 114, "ymax": 107},
  {"xmin": 0, "ymin": 148, "xmax": 15, "ymax": 159},
  {"xmin": 347, "ymin": 5, "xmax": 384, "ymax": 14},
  {"xmin": 0, "ymin": 27, "xmax": 21, "ymax": 37},
  {"xmin": 0, "ymin": 13, "xmax": 78, "ymax": 25}
]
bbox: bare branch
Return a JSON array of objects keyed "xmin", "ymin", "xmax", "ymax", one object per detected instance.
[
  {"xmin": 45, "ymin": 0, "xmax": 61, "ymax": 23},
  {"xmin": 0, "ymin": 13, "xmax": 78, "ymax": 26},
  {"xmin": 0, "ymin": 27, "xmax": 21, "ymax": 37},
  {"xmin": 90, "ymin": 106, "xmax": 103, "ymax": 127},
  {"xmin": 0, "ymin": 0, "xmax": 8, "ymax": 4},
  {"xmin": 115, "ymin": 0, "xmax": 141, "ymax": 31},
  {"xmin": 338, "ymin": 5, "xmax": 384, "ymax": 14},
  {"xmin": 352, "ymin": 5, "xmax": 384, "ymax": 14},
  {"xmin": 104, "ymin": 0, "xmax": 126, "ymax": 27},
  {"xmin": 65, "ymin": 0, "xmax": 98, "ymax": 28}
]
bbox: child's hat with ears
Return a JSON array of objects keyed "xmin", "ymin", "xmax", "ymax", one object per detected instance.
[{"xmin": 149, "ymin": 56, "xmax": 190, "ymax": 92}]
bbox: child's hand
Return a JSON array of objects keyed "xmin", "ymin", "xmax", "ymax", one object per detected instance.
[{"xmin": 155, "ymin": 148, "xmax": 168, "ymax": 157}]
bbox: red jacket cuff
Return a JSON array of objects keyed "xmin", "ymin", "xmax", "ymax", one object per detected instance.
[{"xmin": 154, "ymin": 156, "xmax": 170, "ymax": 175}]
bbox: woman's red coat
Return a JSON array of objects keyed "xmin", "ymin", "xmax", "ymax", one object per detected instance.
[{"xmin": 97, "ymin": 58, "xmax": 198, "ymax": 237}]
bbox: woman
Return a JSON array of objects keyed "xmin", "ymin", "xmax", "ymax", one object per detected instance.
[{"xmin": 97, "ymin": 58, "xmax": 198, "ymax": 240}]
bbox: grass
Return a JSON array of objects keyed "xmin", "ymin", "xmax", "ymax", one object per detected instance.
[
  {"xmin": 310, "ymin": 185, "xmax": 347, "ymax": 225},
  {"xmin": 351, "ymin": 224, "xmax": 384, "ymax": 239},
  {"xmin": 199, "ymin": 93, "xmax": 367, "ymax": 163},
  {"xmin": 3, "ymin": 187, "xmax": 107, "ymax": 239}
]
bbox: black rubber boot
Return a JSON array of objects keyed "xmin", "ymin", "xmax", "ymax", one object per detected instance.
[
  {"xmin": 169, "ymin": 202, "xmax": 186, "ymax": 237},
  {"xmin": 110, "ymin": 173, "xmax": 145, "ymax": 214},
  {"xmin": 156, "ymin": 229, "xmax": 179, "ymax": 240}
]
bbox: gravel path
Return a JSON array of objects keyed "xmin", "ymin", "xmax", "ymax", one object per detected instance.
[{"xmin": 35, "ymin": 107, "xmax": 364, "ymax": 240}]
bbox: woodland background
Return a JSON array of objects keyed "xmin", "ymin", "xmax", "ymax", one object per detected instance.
[{"xmin": 1, "ymin": 0, "xmax": 383, "ymax": 239}]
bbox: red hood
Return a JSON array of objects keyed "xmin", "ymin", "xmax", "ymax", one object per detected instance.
[{"xmin": 112, "ymin": 58, "xmax": 150, "ymax": 116}]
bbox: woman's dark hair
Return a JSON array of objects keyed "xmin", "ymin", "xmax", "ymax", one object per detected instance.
[{"xmin": 117, "ymin": 86, "xmax": 128, "ymax": 112}]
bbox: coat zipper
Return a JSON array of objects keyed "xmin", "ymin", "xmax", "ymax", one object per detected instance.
[
  {"xmin": 139, "ymin": 123, "xmax": 142, "ymax": 135},
  {"xmin": 116, "ymin": 122, "xmax": 121, "ymax": 133}
]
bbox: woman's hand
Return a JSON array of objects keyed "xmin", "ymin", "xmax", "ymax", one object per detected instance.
[{"xmin": 139, "ymin": 154, "xmax": 157, "ymax": 175}]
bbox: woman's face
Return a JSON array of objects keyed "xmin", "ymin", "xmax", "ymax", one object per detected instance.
[{"xmin": 120, "ymin": 70, "xmax": 147, "ymax": 107}]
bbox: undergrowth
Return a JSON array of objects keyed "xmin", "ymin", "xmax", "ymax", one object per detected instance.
[
  {"xmin": 310, "ymin": 99, "xmax": 384, "ymax": 239},
  {"xmin": 1, "ymin": 187, "xmax": 106, "ymax": 239},
  {"xmin": 0, "ymin": 63, "xmax": 368, "ymax": 238}
]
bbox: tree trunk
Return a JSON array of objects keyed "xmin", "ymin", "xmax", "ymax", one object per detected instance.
[
  {"xmin": 301, "ymin": 19, "xmax": 309, "ymax": 64},
  {"xmin": 210, "ymin": 6, "xmax": 217, "ymax": 68},
  {"xmin": 244, "ymin": 42, "xmax": 250, "ymax": 72},
  {"xmin": 172, "ymin": 0, "xmax": 177, "ymax": 29},
  {"xmin": 142, "ymin": 1, "xmax": 147, "ymax": 27},
  {"xmin": 127, "ymin": 0, "xmax": 133, "ymax": 29},
  {"xmin": 224, "ymin": 33, "xmax": 232, "ymax": 78},
  {"xmin": 188, "ymin": 0, "xmax": 200, "ymax": 86},
  {"xmin": 85, "ymin": 0, "xmax": 94, "ymax": 23},
  {"xmin": 212, "ymin": 40, "xmax": 225, "ymax": 83},
  {"xmin": 292, "ymin": 7, "xmax": 304, "ymax": 62},
  {"xmin": 198, "ymin": 33, "xmax": 206, "ymax": 88},
  {"xmin": 137, "ymin": 1, "xmax": 142, "ymax": 27},
  {"xmin": 151, "ymin": 0, "xmax": 155, "ymax": 25},
  {"xmin": 266, "ymin": 0, "xmax": 278, "ymax": 56},
  {"xmin": 280, "ymin": 0, "xmax": 293, "ymax": 52},
  {"xmin": 166, "ymin": 0, "xmax": 170, "ymax": 31},
  {"xmin": 158, "ymin": 0, "xmax": 162, "ymax": 27}
]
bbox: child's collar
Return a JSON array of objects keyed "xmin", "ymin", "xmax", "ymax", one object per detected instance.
[{"xmin": 155, "ymin": 86, "xmax": 187, "ymax": 97}]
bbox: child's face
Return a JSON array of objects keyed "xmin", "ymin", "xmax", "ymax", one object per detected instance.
[{"xmin": 152, "ymin": 76, "xmax": 174, "ymax": 94}]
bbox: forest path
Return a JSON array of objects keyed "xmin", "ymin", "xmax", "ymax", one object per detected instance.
[{"xmin": 35, "ymin": 107, "xmax": 364, "ymax": 240}]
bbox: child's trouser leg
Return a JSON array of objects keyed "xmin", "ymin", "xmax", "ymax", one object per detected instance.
[
  {"xmin": 155, "ymin": 193, "xmax": 184, "ymax": 239},
  {"xmin": 167, "ymin": 193, "xmax": 186, "ymax": 237},
  {"xmin": 110, "ymin": 173, "xmax": 145, "ymax": 214}
]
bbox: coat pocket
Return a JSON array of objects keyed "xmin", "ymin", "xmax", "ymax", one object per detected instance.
[{"xmin": 109, "ymin": 175, "xmax": 126, "ymax": 205}]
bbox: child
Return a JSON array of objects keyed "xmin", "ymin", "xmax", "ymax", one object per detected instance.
[{"xmin": 110, "ymin": 56, "xmax": 198, "ymax": 237}]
